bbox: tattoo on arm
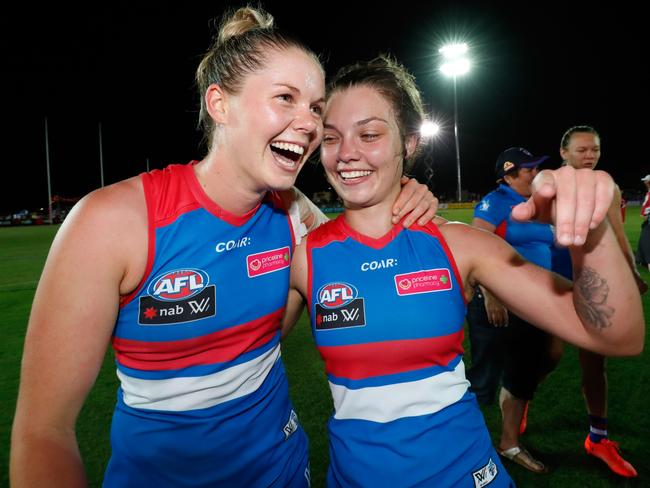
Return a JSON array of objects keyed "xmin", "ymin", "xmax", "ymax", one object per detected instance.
[{"xmin": 574, "ymin": 266, "xmax": 614, "ymax": 330}]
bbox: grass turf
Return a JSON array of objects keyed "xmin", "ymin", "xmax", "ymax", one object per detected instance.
[{"xmin": 1, "ymin": 208, "xmax": 649, "ymax": 487}]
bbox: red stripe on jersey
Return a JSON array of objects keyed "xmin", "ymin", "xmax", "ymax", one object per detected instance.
[
  {"xmin": 121, "ymin": 164, "xmax": 203, "ymax": 307},
  {"xmin": 495, "ymin": 220, "xmax": 507, "ymax": 239},
  {"xmin": 318, "ymin": 329, "xmax": 464, "ymax": 380},
  {"xmin": 419, "ymin": 221, "xmax": 467, "ymax": 305},
  {"xmin": 306, "ymin": 216, "xmax": 349, "ymax": 313},
  {"xmin": 183, "ymin": 162, "xmax": 262, "ymax": 226},
  {"xmin": 335, "ymin": 214, "xmax": 404, "ymax": 249},
  {"xmin": 113, "ymin": 307, "xmax": 284, "ymax": 370}
]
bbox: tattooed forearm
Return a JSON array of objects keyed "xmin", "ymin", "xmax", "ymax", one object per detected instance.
[{"xmin": 574, "ymin": 266, "xmax": 614, "ymax": 330}]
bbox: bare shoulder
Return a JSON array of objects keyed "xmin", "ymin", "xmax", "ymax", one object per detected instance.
[
  {"xmin": 53, "ymin": 176, "xmax": 148, "ymax": 294},
  {"xmin": 433, "ymin": 215, "xmax": 448, "ymax": 225},
  {"xmin": 437, "ymin": 220, "xmax": 492, "ymax": 243},
  {"xmin": 81, "ymin": 176, "xmax": 145, "ymax": 220},
  {"xmin": 437, "ymin": 221, "xmax": 507, "ymax": 263},
  {"xmin": 434, "ymin": 221, "xmax": 484, "ymax": 289},
  {"xmin": 62, "ymin": 177, "xmax": 146, "ymax": 246}
]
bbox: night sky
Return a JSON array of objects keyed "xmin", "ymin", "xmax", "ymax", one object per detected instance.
[{"xmin": 2, "ymin": 1, "xmax": 648, "ymax": 214}]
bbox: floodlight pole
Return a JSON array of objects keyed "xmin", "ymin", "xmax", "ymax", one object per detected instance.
[
  {"xmin": 452, "ymin": 76, "xmax": 462, "ymax": 202},
  {"xmin": 45, "ymin": 116, "xmax": 53, "ymax": 224},
  {"xmin": 439, "ymin": 42, "xmax": 469, "ymax": 203},
  {"xmin": 99, "ymin": 122, "xmax": 105, "ymax": 187}
]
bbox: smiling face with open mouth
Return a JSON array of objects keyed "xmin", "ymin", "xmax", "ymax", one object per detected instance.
[
  {"xmin": 221, "ymin": 46, "xmax": 325, "ymax": 193},
  {"xmin": 321, "ymin": 85, "xmax": 405, "ymax": 210},
  {"xmin": 269, "ymin": 141, "xmax": 306, "ymax": 170}
]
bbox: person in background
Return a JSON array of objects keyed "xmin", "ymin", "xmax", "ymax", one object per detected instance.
[
  {"xmin": 466, "ymin": 147, "xmax": 562, "ymax": 473},
  {"xmin": 9, "ymin": 7, "xmax": 437, "ymax": 488},
  {"xmin": 551, "ymin": 125, "xmax": 644, "ymax": 478},
  {"xmin": 635, "ymin": 174, "xmax": 650, "ymax": 270},
  {"xmin": 283, "ymin": 56, "xmax": 644, "ymax": 487}
]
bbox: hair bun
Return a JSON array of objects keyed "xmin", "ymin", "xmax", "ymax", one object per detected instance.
[{"xmin": 218, "ymin": 7, "xmax": 274, "ymax": 45}]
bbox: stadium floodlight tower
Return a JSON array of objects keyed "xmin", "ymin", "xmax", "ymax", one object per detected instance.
[
  {"xmin": 439, "ymin": 42, "xmax": 470, "ymax": 202},
  {"xmin": 419, "ymin": 119, "xmax": 441, "ymax": 189}
]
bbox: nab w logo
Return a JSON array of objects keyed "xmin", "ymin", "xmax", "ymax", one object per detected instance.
[
  {"xmin": 188, "ymin": 297, "xmax": 211, "ymax": 314},
  {"xmin": 139, "ymin": 285, "xmax": 216, "ymax": 325},
  {"xmin": 314, "ymin": 298, "xmax": 365, "ymax": 331},
  {"xmin": 341, "ymin": 308, "xmax": 359, "ymax": 322},
  {"xmin": 472, "ymin": 458, "xmax": 498, "ymax": 487},
  {"xmin": 314, "ymin": 281, "xmax": 365, "ymax": 331}
]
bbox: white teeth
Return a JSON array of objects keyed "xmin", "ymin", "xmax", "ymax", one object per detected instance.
[
  {"xmin": 270, "ymin": 142, "xmax": 304, "ymax": 155},
  {"xmin": 340, "ymin": 170, "xmax": 372, "ymax": 179}
]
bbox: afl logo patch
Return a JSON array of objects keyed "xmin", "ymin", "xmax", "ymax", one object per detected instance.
[
  {"xmin": 317, "ymin": 282, "xmax": 357, "ymax": 309},
  {"xmin": 147, "ymin": 268, "xmax": 208, "ymax": 301}
]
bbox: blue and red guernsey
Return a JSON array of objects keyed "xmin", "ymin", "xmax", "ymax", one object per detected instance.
[
  {"xmin": 307, "ymin": 215, "xmax": 513, "ymax": 487},
  {"xmin": 105, "ymin": 163, "xmax": 309, "ymax": 488},
  {"xmin": 475, "ymin": 184, "xmax": 554, "ymax": 269}
]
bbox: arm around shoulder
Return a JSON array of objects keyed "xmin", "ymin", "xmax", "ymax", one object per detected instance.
[
  {"xmin": 279, "ymin": 187, "xmax": 329, "ymax": 244},
  {"xmin": 282, "ymin": 241, "xmax": 309, "ymax": 339}
]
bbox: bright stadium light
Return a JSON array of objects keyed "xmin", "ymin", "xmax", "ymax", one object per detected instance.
[
  {"xmin": 439, "ymin": 42, "xmax": 470, "ymax": 202},
  {"xmin": 439, "ymin": 42, "xmax": 467, "ymax": 58},
  {"xmin": 420, "ymin": 120, "xmax": 441, "ymax": 138},
  {"xmin": 440, "ymin": 58, "xmax": 470, "ymax": 77}
]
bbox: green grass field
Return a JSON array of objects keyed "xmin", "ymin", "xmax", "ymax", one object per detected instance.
[{"xmin": 2, "ymin": 209, "xmax": 649, "ymax": 487}]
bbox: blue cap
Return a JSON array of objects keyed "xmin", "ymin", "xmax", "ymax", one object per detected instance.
[{"xmin": 495, "ymin": 147, "xmax": 549, "ymax": 182}]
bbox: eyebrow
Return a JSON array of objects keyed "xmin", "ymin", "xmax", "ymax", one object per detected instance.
[
  {"xmin": 324, "ymin": 117, "xmax": 388, "ymax": 131},
  {"xmin": 355, "ymin": 117, "xmax": 388, "ymax": 127},
  {"xmin": 273, "ymin": 83, "xmax": 299, "ymax": 92},
  {"xmin": 273, "ymin": 83, "xmax": 325, "ymax": 104}
]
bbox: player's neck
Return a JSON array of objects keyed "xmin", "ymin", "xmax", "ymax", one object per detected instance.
[
  {"xmin": 343, "ymin": 198, "xmax": 396, "ymax": 239},
  {"xmin": 194, "ymin": 155, "xmax": 266, "ymax": 216}
]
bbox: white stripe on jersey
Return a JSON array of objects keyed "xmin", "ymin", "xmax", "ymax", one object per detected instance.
[
  {"xmin": 117, "ymin": 344, "xmax": 280, "ymax": 411},
  {"xmin": 330, "ymin": 359, "xmax": 469, "ymax": 423}
]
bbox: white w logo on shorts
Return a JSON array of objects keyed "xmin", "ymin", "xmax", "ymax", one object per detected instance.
[{"xmin": 472, "ymin": 458, "xmax": 498, "ymax": 487}]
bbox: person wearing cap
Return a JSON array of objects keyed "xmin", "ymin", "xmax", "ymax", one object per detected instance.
[
  {"xmin": 551, "ymin": 125, "xmax": 641, "ymax": 478},
  {"xmin": 636, "ymin": 174, "xmax": 650, "ymax": 270},
  {"xmin": 466, "ymin": 147, "xmax": 561, "ymax": 473}
]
